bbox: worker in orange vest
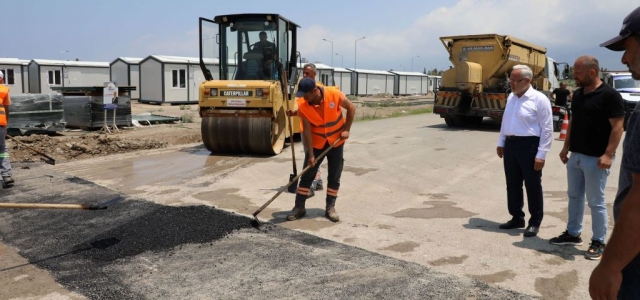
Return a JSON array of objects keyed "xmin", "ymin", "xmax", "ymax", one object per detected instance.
[
  {"xmin": 289, "ymin": 63, "xmax": 325, "ymax": 196},
  {"xmin": 285, "ymin": 77, "xmax": 356, "ymax": 222},
  {"xmin": 0, "ymin": 71, "xmax": 14, "ymax": 186}
]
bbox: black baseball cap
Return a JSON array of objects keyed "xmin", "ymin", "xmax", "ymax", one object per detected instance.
[
  {"xmin": 295, "ymin": 77, "xmax": 316, "ymax": 97},
  {"xmin": 600, "ymin": 6, "xmax": 640, "ymax": 51}
]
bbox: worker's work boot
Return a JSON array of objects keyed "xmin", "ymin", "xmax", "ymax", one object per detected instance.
[
  {"xmin": 325, "ymin": 206, "xmax": 340, "ymax": 222},
  {"xmin": 2, "ymin": 176, "xmax": 14, "ymax": 186},
  {"xmin": 287, "ymin": 207, "xmax": 306, "ymax": 221}
]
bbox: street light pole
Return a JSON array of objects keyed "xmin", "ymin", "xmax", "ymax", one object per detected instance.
[
  {"xmin": 322, "ymin": 38, "xmax": 333, "ymax": 67},
  {"xmin": 411, "ymin": 55, "xmax": 420, "ymax": 72},
  {"xmin": 354, "ymin": 37, "xmax": 365, "ymax": 71}
]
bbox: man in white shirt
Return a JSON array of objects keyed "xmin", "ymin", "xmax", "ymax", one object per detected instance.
[{"xmin": 496, "ymin": 64, "xmax": 553, "ymax": 237}]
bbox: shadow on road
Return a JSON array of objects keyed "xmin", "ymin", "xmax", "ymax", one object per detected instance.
[
  {"xmin": 421, "ymin": 120, "xmax": 501, "ymax": 132},
  {"xmin": 463, "ymin": 217, "xmax": 523, "ymax": 237}
]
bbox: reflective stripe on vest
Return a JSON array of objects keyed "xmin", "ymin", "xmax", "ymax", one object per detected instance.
[{"xmin": 297, "ymin": 87, "xmax": 346, "ymax": 149}]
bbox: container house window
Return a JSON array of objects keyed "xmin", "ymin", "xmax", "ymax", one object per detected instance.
[
  {"xmin": 0, "ymin": 69, "xmax": 14, "ymax": 85},
  {"xmin": 172, "ymin": 69, "xmax": 186, "ymax": 88},
  {"xmin": 48, "ymin": 70, "xmax": 61, "ymax": 85}
]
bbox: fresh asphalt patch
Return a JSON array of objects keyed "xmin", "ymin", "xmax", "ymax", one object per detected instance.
[{"xmin": 0, "ymin": 167, "xmax": 539, "ymax": 299}]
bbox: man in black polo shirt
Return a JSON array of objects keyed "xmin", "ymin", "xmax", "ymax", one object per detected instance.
[
  {"xmin": 550, "ymin": 55, "xmax": 625, "ymax": 261},
  {"xmin": 551, "ymin": 81, "xmax": 572, "ymax": 107}
]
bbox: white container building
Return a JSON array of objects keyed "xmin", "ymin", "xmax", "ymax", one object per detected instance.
[
  {"xmin": 27, "ymin": 59, "xmax": 110, "ymax": 94},
  {"xmin": 110, "ymin": 57, "xmax": 142, "ymax": 100},
  {"xmin": 138, "ymin": 55, "xmax": 222, "ymax": 104},
  {"xmin": 348, "ymin": 68, "xmax": 395, "ymax": 96},
  {"xmin": 0, "ymin": 58, "xmax": 30, "ymax": 94},
  {"xmin": 389, "ymin": 71, "xmax": 430, "ymax": 95}
]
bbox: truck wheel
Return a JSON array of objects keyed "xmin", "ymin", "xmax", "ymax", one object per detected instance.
[{"xmin": 444, "ymin": 116, "xmax": 457, "ymax": 127}]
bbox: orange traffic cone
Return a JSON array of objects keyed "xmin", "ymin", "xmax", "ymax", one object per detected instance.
[{"xmin": 557, "ymin": 113, "xmax": 569, "ymax": 141}]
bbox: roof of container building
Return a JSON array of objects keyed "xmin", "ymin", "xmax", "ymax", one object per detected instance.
[
  {"xmin": 114, "ymin": 57, "xmax": 143, "ymax": 64},
  {"xmin": 30, "ymin": 59, "xmax": 109, "ymax": 68},
  {"xmin": 389, "ymin": 71, "xmax": 429, "ymax": 76},
  {"xmin": 333, "ymin": 67, "xmax": 352, "ymax": 73},
  {"xmin": 143, "ymin": 55, "xmax": 237, "ymax": 65},
  {"xmin": 296, "ymin": 62, "xmax": 334, "ymax": 70},
  {"xmin": 346, "ymin": 68, "xmax": 394, "ymax": 75},
  {"xmin": 0, "ymin": 58, "xmax": 30, "ymax": 65}
]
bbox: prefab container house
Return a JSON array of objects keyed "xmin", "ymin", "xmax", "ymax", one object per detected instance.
[
  {"xmin": 389, "ymin": 71, "xmax": 430, "ymax": 95},
  {"xmin": 110, "ymin": 57, "xmax": 142, "ymax": 100},
  {"xmin": 333, "ymin": 67, "xmax": 352, "ymax": 95},
  {"xmin": 294, "ymin": 62, "xmax": 335, "ymax": 86},
  {"xmin": 348, "ymin": 68, "xmax": 395, "ymax": 96},
  {"xmin": 0, "ymin": 58, "xmax": 30, "ymax": 94},
  {"xmin": 27, "ymin": 59, "xmax": 110, "ymax": 94},
  {"xmin": 138, "ymin": 55, "xmax": 222, "ymax": 104}
]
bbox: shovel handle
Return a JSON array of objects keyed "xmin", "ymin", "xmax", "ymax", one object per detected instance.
[
  {"xmin": 253, "ymin": 138, "xmax": 342, "ymax": 218},
  {"xmin": 7, "ymin": 135, "xmax": 57, "ymax": 164}
]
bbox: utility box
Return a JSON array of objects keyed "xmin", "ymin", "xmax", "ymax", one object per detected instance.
[{"xmin": 52, "ymin": 86, "xmax": 135, "ymax": 129}]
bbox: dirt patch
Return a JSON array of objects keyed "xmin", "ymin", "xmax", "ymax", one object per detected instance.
[{"xmin": 7, "ymin": 97, "xmax": 433, "ymax": 164}]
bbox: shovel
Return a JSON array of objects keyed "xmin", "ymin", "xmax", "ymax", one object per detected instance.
[
  {"xmin": 6, "ymin": 134, "xmax": 56, "ymax": 165},
  {"xmin": 0, "ymin": 196, "xmax": 124, "ymax": 210},
  {"xmin": 251, "ymin": 138, "xmax": 341, "ymax": 227},
  {"xmin": 280, "ymin": 64, "xmax": 298, "ymax": 193}
]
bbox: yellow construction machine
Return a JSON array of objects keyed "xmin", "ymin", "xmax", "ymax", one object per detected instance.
[
  {"xmin": 198, "ymin": 14, "xmax": 301, "ymax": 155},
  {"xmin": 433, "ymin": 34, "xmax": 569, "ymax": 127}
]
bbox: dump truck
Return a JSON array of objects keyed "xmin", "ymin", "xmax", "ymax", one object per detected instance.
[
  {"xmin": 197, "ymin": 14, "xmax": 301, "ymax": 155},
  {"xmin": 433, "ymin": 34, "xmax": 568, "ymax": 126}
]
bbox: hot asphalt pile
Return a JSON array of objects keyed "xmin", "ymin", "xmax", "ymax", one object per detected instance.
[{"xmin": 0, "ymin": 166, "xmax": 539, "ymax": 299}]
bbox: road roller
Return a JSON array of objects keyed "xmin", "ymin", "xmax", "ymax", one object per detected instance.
[{"xmin": 198, "ymin": 14, "xmax": 301, "ymax": 155}]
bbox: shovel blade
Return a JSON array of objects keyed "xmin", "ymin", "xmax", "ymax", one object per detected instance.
[{"xmin": 287, "ymin": 173, "xmax": 298, "ymax": 193}]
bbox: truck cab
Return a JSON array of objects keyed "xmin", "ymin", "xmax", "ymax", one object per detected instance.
[{"xmin": 603, "ymin": 71, "xmax": 640, "ymax": 129}]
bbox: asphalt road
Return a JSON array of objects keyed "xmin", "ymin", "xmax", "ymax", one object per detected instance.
[
  {"xmin": 0, "ymin": 163, "xmax": 535, "ymax": 299},
  {"xmin": 2, "ymin": 112, "xmax": 625, "ymax": 299}
]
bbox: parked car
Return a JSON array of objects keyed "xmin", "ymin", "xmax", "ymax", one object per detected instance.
[{"xmin": 602, "ymin": 71, "xmax": 640, "ymax": 130}]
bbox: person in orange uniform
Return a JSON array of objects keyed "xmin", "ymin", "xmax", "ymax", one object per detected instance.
[
  {"xmin": 291, "ymin": 63, "xmax": 324, "ymax": 196},
  {"xmin": 286, "ymin": 77, "xmax": 356, "ymax": 222},
  {"xmin": 0, "ymin": 71, "xmax": 14, "ymax": 186}
]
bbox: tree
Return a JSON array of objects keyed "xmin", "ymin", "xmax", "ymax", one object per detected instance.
[{"xmin": 423, "ymin": 67, "xmax": 427, "ymax": 75}]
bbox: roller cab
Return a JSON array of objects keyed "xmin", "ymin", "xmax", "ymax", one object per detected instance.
[{"xmin": 198, "ymin": 14, "xmax": 301, "ymax": 155}]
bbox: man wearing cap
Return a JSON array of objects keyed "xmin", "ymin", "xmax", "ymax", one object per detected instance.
[
  {"xmin": 0, "ymin": 71, "xmax": 14, "ymax": 186},
  {"xmin": 286, "ymin": 77, "xmax": 356, "ymax": 222},
  {"xmin": 590, "ymin": 5, "xmax": 640, "ymax": 299},
  {"xmin": 287, "ymin": 63, "xmax": 325, "ymax": 197}
]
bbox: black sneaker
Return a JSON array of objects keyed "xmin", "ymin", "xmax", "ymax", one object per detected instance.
[
  {"xmin": 585, "ymin": 241, "xmax": 605, "ymax": 260},
  {"xmin": 549, "ymin": 231, "xmax": 583, "ymax": 246},
  {"xmin": 2, "ymin": 176, "xmax": 14, "ymax": 185}
]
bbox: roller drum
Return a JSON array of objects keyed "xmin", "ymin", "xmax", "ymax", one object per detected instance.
[{"xmin": 201, "ymin": 109, "xmax": 286, "ymax": 155}]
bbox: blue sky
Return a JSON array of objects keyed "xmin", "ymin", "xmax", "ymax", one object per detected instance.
[{"xmin": 5, "ymin": 0, "xmax": 636, "ymax": 72}]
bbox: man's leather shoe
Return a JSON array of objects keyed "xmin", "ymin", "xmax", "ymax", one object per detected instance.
[
  {"xmin": 499, "ymin": 219, "xmax": 525, "ymax": 229},
  {"xmin": 523, "ymin": 226, "xmax": 539, "ymax": 237}
]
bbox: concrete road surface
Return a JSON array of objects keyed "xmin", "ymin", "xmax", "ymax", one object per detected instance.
[{"xmin": 3, "ymin": 112, "xmax": 625, "ymax": 299}]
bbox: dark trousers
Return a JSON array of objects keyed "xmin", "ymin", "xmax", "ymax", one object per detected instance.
[
  {"xmin": 503, "ymin": 136, "xmax": 544, "ymax": 226},
  {"xmin": 294, "ymin": 142, "xmax": 344, "ymax": 208}
]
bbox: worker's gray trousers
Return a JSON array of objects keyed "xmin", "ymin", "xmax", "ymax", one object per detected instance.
[{"xmin": 0, "ymin": 126, "xmax": 12, "ymax": 177}]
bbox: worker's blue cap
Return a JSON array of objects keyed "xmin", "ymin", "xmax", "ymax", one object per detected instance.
[
  {"xmin": 295, "ymin": 77, "xmax": 316, "ymax": 97},
  {"xmin": 600, "ymin": 6, "xmax": 640, "ymax": 51}
]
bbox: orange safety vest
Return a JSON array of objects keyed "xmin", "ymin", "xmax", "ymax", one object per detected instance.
[
  {"xmin": 297, "ymin": 86, "xmax": 346, "ymax": 149},
  {"xmin": 296, "ymin": 80, "xmax": 324, "ymax": 132},
  {"xmin": 0, "ymin": 85, "xmax": 9, "ymax": 126}
]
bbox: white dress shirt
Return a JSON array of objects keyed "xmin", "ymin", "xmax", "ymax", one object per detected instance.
[{"xmin": 497, "ymin": 86, "xmax": 553, "ymax": 160}]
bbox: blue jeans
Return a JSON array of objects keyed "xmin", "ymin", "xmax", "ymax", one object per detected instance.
[{"xmin": 566, "ymin": 152, "xmax": 611, "ymax": 243}]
